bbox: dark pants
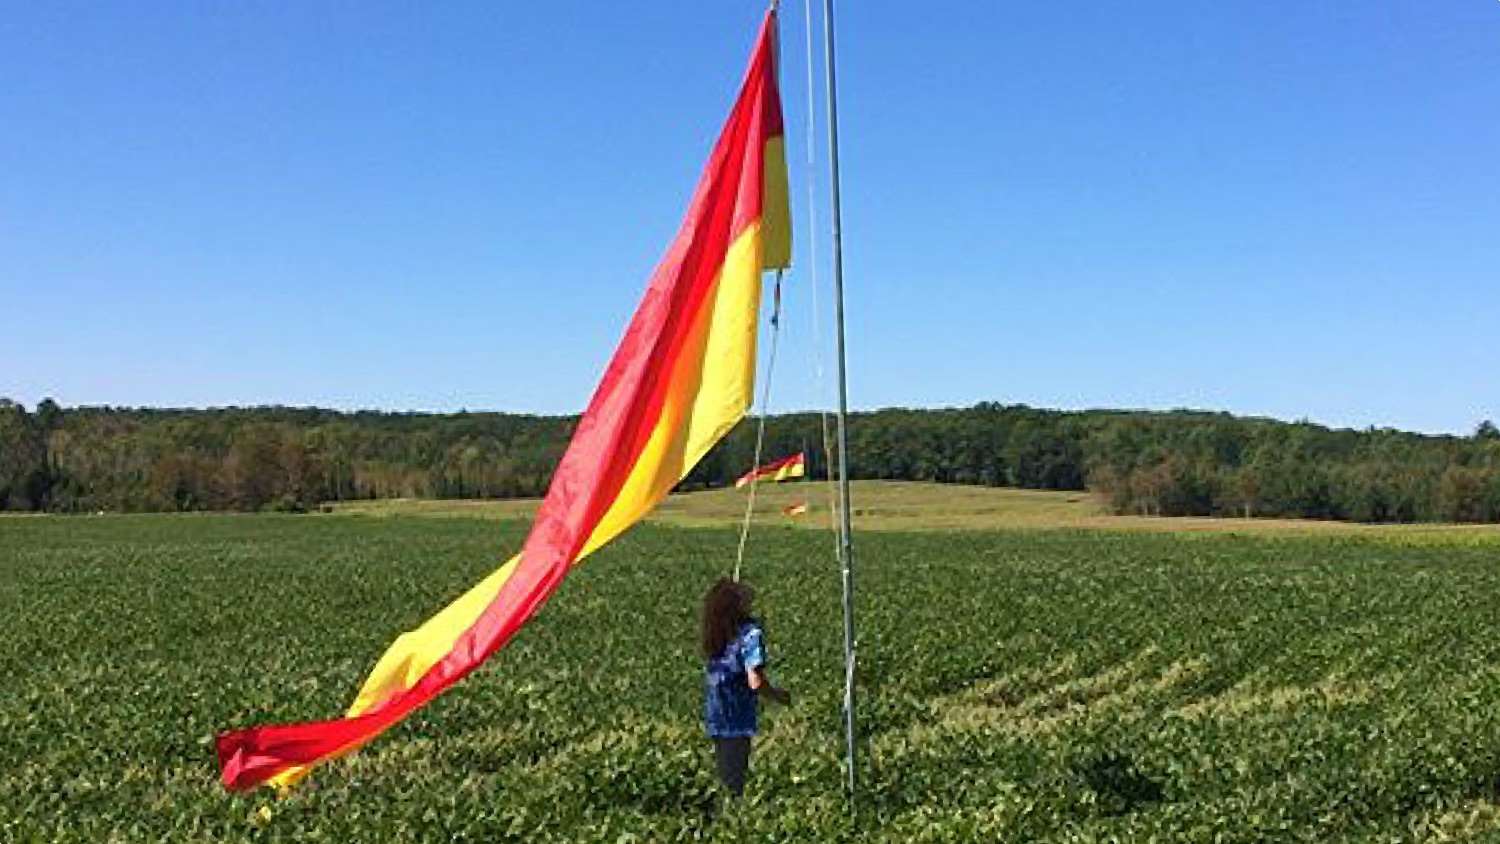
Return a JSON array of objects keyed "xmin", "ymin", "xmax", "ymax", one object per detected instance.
[{"xmin": 713, "ymin": 737, "xmax": 752, "ymax": 796}]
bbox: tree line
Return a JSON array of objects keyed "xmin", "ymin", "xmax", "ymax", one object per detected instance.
[{"xmin": 3, "ymin": 398, "xmax": 1499, "ymax": 523}]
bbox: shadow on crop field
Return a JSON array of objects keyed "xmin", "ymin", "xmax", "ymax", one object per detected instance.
[{"xmin": 1075, "ymin": 751, "xmax": 1165, "ymax": 816}]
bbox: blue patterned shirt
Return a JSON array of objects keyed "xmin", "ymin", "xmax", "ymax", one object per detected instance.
[{"xmin": 703, "ymin": 621, "xmax": 766, "ymax": 738}]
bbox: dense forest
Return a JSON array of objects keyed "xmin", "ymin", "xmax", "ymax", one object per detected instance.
[{"xmin": 2, "ymin": 398, "xmax": 1499, "ymax": 523}]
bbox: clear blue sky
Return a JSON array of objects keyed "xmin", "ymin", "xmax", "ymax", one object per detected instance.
[{"xmin": 2, "ymin": 2, "xmax": 1496, "ymax": 434}]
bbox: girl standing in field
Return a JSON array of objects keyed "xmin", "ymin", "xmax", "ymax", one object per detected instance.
[{"xmin": 701, "ymin": 577, "xmax": 791, "ymax": 797}]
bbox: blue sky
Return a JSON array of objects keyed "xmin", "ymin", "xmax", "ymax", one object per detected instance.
[{"xmin": 2, "ymin": 2, "xmax": 1496, "ymax": 434}]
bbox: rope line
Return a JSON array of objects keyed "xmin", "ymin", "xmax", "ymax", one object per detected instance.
[
  {"xmin": 734, "ymin": 2, "xmax": 839, "ymax": 582},
  {"xmin": 802, "ymin": 0, "xmax": 841, "ymax": 555},
  {"xmin": 733, "ymin": 270, "xmax": 784, "ymax": 583}
]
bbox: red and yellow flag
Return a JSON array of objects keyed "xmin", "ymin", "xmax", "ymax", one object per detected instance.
[
  {"xmin": 734, "ymin": 451, "xmax": 806, "ymax": 488},
  {"xmin": 216, "ymin": 10, "xmax": 790, "ymax": 792}
]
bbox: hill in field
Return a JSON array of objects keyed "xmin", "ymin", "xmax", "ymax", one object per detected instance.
[{"xmin": 332, "ymin": 480, "xmax": 1500, "ymax": 541}]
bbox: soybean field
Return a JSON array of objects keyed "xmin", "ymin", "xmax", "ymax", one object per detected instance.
[{"xmin": 3, "ymin": 507, "xmax": 1500, "ymax": 841}]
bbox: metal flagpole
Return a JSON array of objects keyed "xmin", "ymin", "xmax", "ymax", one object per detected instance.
[{"xmin": 820, "ymin": 0, "xmax": 858, "ymax": 809}]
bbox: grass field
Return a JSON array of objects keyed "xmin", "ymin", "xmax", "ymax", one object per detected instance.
[
  {"xmin": 4, "ymin": 484, "xmax": 1500, "ymax": 841},
  {"xmin": 336, "ymin": 480, "xmax": 1500, "ymax": 540}
]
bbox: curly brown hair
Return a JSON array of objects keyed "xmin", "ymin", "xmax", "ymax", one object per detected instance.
[{"xmin": 701, "ymin": 577, "xmax": 754, "ymax": 659}]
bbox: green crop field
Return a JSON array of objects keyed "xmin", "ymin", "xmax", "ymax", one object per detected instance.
[{"xmin": 4, "ymin": 495, "xmax": 1500, "ymax": 841}]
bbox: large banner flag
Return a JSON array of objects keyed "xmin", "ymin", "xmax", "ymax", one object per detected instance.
[
  {"xmin": 735, "ymin": 451, "xmax": 806, "ymax": 488},
  {"xmin": 216, "ymin": 10, "xmax": 790, "ymax": 792}
]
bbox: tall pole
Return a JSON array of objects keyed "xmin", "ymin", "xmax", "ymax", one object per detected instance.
[{"xmin": 821, "ymin": 0, "xmax": 858, "ymax": 808}]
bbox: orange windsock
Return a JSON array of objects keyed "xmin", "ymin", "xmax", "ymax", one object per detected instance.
[{"xmin": 735, "ymin": 451, "xmax": 806, "ymax": 488}]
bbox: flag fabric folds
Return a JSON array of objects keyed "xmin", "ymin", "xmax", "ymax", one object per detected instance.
[
  {"xmin": 216, "ymin": 10, "xmax": 790, "ymax": 792},
  {"xmin": 734, "ymin": 451, "xmax": 806, "ymax": 489}
]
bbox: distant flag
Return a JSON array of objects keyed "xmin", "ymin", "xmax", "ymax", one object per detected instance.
[
  {"xmin": 735, "ymin": 452, "xmax": 806, "ymax": 489},
  {"xmin": 216, "ymin": 9, "xmax": 791, "ymax": 793},
  {"xmin": 782, "ymin": 501, "xmax": 808, "ymax": 517}
]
